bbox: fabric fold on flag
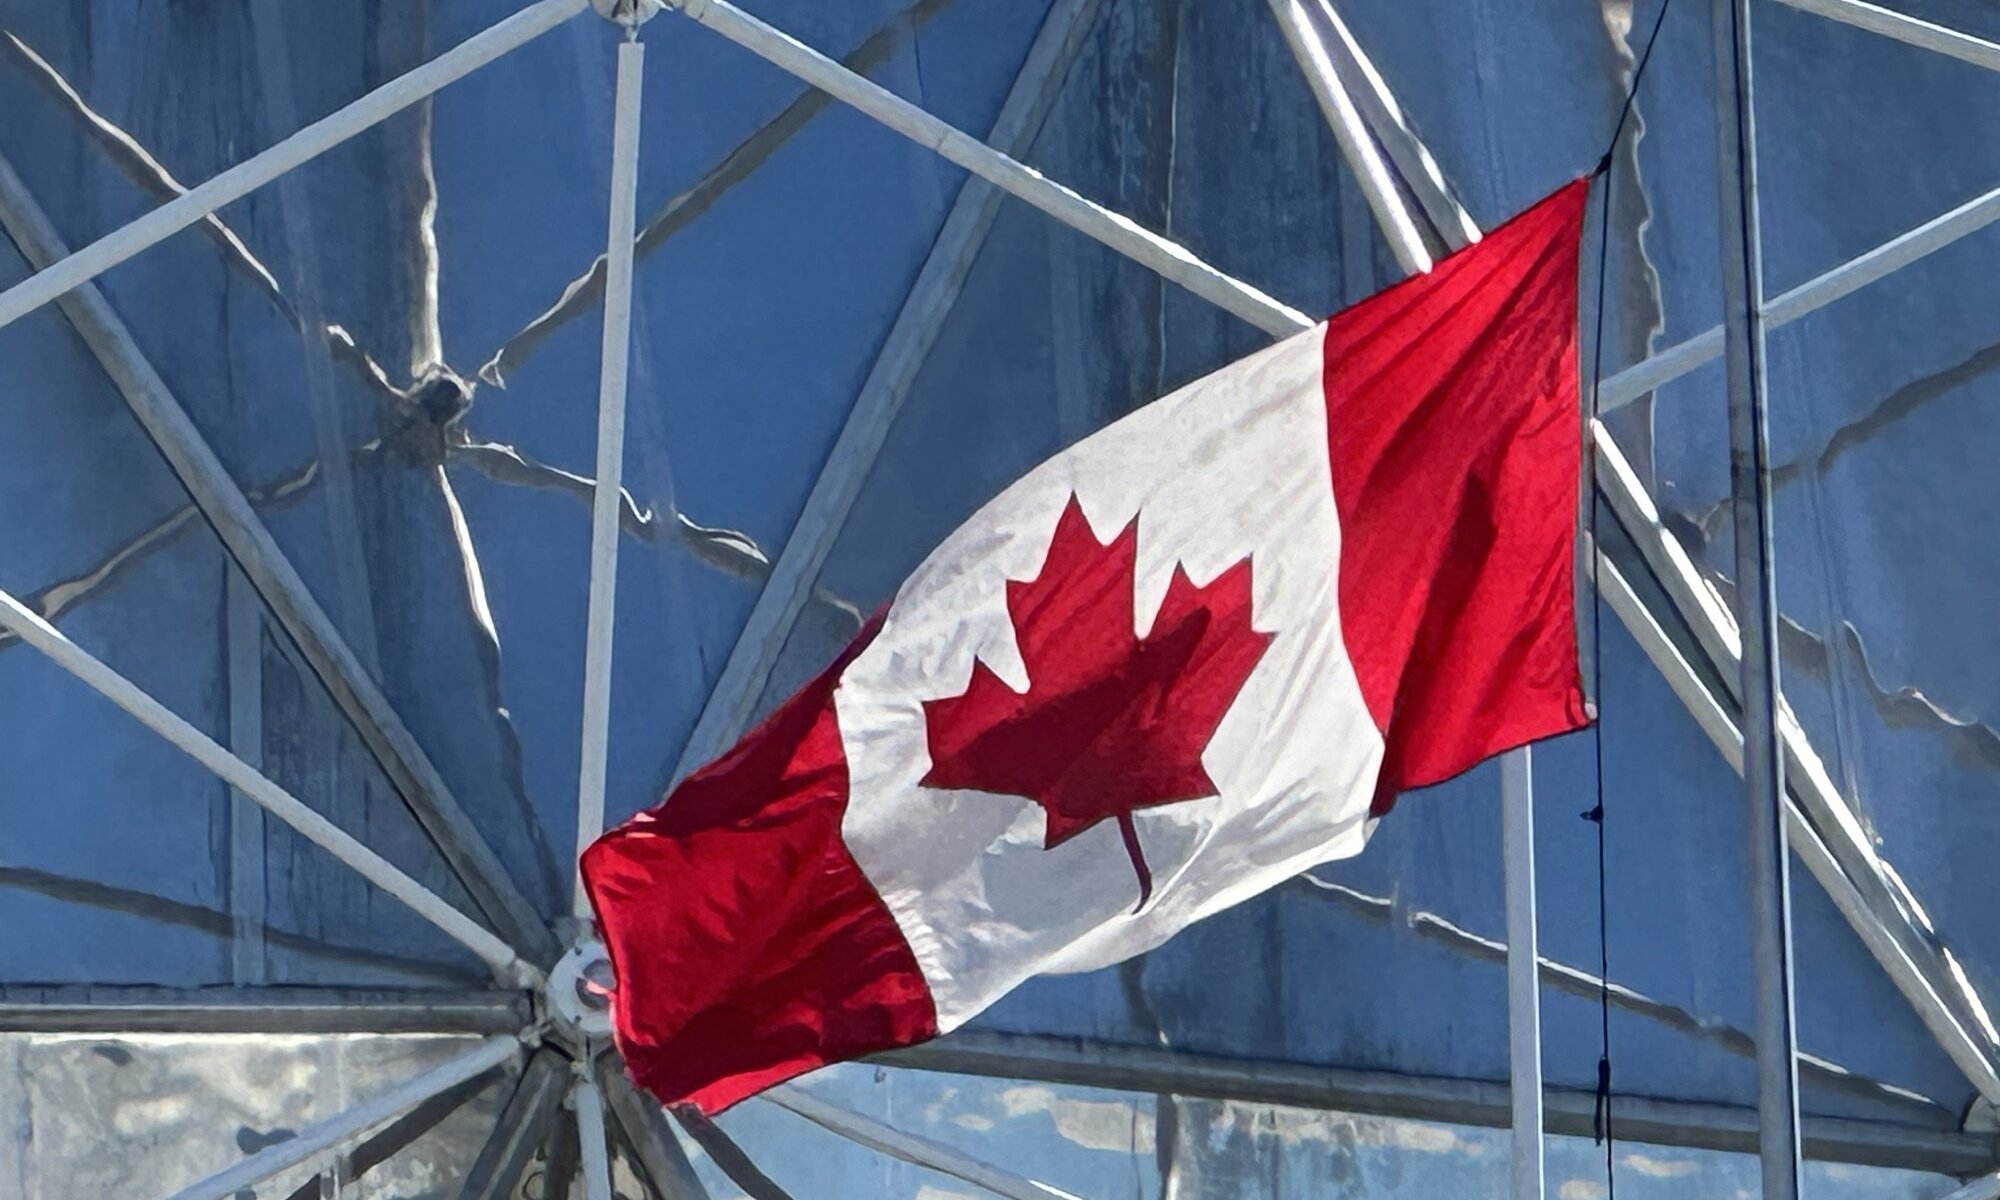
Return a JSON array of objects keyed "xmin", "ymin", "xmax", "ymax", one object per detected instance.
[{"xmin": 583, "ymin": 177, "xmax": 1594, "ymax": 1115}]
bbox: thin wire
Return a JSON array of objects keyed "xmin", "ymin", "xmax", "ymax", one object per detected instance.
[
  {"xmin": 1583, "ymin": 1, "xmax": 1680, "ymax": 1193},
  {"xmin": 1597, "ymin": 0, "xmax": 1678, "ymax": 178}
]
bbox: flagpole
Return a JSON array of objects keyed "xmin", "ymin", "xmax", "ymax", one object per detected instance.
[
  {"xmin": 1501, "ymin": 746, "xmax": 1545, "ymax": 1200},
  {"xmin": 1711, "ymin": 0, "xmax": 1805, "ymax": 1195}
]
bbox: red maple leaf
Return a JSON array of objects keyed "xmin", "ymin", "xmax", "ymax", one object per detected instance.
[{"xmin": 920, "ymin": 496, "xmax": 1274, "ymax": 910}]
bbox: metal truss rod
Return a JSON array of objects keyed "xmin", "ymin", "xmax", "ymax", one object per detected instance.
[
  {"xmin": 0, "ymin": 0, "xmax": 589, "ymax": 332},
  {"xmin": 1266, "ymin": 0, "xmax": 1431, "ymax": 274},
  {"xmin": 1775, "ymin": 0, "xmax": 2000, "ymax": 74},
  {"xmin": 880, "ymin": 1031, "xmax": 2000, "ymax": 1177},
  {"xmin": 575, "ymin": 38, "xmax": 646, "ymax": 914},
  {"xmin": 663, "ymin": 0, "xmax": 1311, "ymax": 338},
  {"xmin": 668, "ymin": 0, "xmax": 2000, "ymax": 1127},
  {"xmin": 1942, "ymin": 1171, "xmax": 2000, "ymax": 1200},
  {"xmin": 285, "ymin": 1068, "xmax": 498, "ymax": 1200},
  {"xmin": 457, "ymin": 1050, "xmax": 570, "ymax": 1200},
  {"xmin": 1596, "ymin": 550, "xmax": 2000, "ymax": 1114},
  {"xmin": 1307, "ymin": 0, "xmax": 1481, "ymax": 248},
  {"xmin": 1601, "ymin": 177, "xmax": 2000, "ymax": 411},
  {"xmin": 765, "ymin": 1086, "xmax": 1086, "ymax": 1200},
  {"xmin": 673, "ymin": 0, "xmax": 1108, "ymax": 775},
  {"xmin": 0, "ymin": 150, "xmax": 561, "ymax": 968},
  {"xmin": 599, "ymin": 1055, "xmax": 713, "ymax": 1200},
  {"xmin": 574, "ymin": 1072, "xmax": 616, "ymax": 1200},
  {"xmin": 0, "ymin": 986, "xmax": 528, "ymax": 1035},
  {"xmin": 1501, "ymin": 746, "xmax": 1545, "ymax": 1200},
  {"xmin": 0, "ymin": 588, "xmax": 538, "ymax": 986},
  {"xmin": 673, "ymin": 1107, "xmax": 798, "ymax": 1200},
  {"xmin": 159, "ymin": 1034, "xmax": 522, "ymax": 1200}
]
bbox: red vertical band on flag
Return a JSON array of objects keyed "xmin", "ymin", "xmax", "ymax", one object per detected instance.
[
  {"xmin": 1321, "ymin": 179, "xmax": 1593, "ymax": 812},
  {"xmin": 582, "ymin": 619, "xmax": 938, "ymax": 1113}
]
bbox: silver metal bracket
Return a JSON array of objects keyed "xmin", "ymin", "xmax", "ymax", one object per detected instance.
[{"xmin": 545, "ymin": 938, "xmax": 615, "ymax": 1044}]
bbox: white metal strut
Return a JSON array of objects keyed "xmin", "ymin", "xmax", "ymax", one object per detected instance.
[
  {"xmin": 0, "ymin": 0, "xmax": 590, "ymax": 334},
  {"xmin": 0, "ymin": 588, "xmax": 538, "ymax": 986},
  {"xmin": 575, "ymin": 38, "xmax": 648, "ymax": 916},
  {"xmin": 158, "ymin": 1035, "xmax": 522, "ymax": 1200}
]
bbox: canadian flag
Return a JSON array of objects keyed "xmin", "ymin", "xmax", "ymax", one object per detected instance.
[{"xmin": 583, "ymin": 179, "xmax": 1593, "ymax": 1113}]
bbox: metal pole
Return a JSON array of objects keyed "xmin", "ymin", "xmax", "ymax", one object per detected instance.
[
  {"xmin": 1265, "ymin": 0, "xmax": 1431, "ymax": 274},
  {"xmin": 1501, "ymin": 747, "xmax": 1545, "ymax": 1200},
  {"xmin": 0, "ymin": 588, "xmax": 539, "ymax": 986},
  {"xmin": 1269, "ymin": 13, "xmax": 1542, "ymax": 1180},
  {"xmin": 663, "ymin": 0, "xmax": 1311, "ymax": 338},
  {"xmin": 573, "ymin": 1073, "xmax": 616, "ymax": 1200},
  {"xmin": 0, "ymin": 0, "xmax": 588, "ymax": 332},
  {"xmin": 1711, "ymin": 0, "xmax": 1804, "ymax": 1195},
  {"xmin": 158, "ymin": 1035, "xmax": 521, "ymax": 1200},
  {"xmin": 765, "ymin": 1086, "xmax": 1085, "ymax": 1200},
  {"xmin": 574, "ymin": 37, "xmax": 647, "ymax": 915}
]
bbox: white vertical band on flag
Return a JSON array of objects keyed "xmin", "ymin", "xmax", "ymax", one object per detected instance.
[{"xmin": 835, "ymin": 325, "xmax": 1385, "ymax": 1028}]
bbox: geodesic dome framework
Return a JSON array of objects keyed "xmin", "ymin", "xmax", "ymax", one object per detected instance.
[{"xmin": 6, "ymin": 0, "xmax": 2000, "ymax": 1197}]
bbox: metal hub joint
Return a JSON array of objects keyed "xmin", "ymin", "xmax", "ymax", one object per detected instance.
[{"xmin": 545, "ymin": 938, "xmax": 615, "ymax": 1044}]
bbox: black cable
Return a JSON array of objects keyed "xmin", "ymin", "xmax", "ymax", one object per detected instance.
[{"xmin": 1582, "ymin": 1, "xmax": 1680, "ymax": 1193}]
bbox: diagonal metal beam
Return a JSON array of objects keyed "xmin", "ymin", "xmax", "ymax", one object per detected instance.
[
  {"xmin": 1943, "ymin": 1171, "xmax": 2000, "ymax": 1200},
  {"xmin": 0, "ymin": 0, "xmax": 589, "ymax": 332},
  {"xmin": 1601, "ymin": 177, "xmax": 2000, "ymax": 411},
  {"xmin": 1273, "ymin": 14, "xmax": 2000, "ymax": 1107},
  {"xmin": 0, "ymin": 29, "xmax": 286, "ymax": 311},
  {"xmin": 0, "ymin": 586, "xmax": 538, "ymax": 985},
  {"xmin": 159, "ymin": 1034, "xmax": 523, "ymax": 1200},
  {"xmin": 1775, "ymin": 0, "xmax": 2000, "ymax": 73},
  {"xmin": 673, "ymin": 1107, "xmax": 798, "ymax": 1200},
  {"xmin": 0, "ymin": 986, "xmax": 528, "ymax": 1035},
  {"xmin": 283, "ymin": 1066, "xmax": 501, "ymax": 1200},
  {"xmin": 574, "ymin": 38, "xmax": 646, "ymax": 913},
  {"xmin": 458, "ymin": 1050, "xmax": 569, "ymax": 1200},
  {"xmin": 599, "ymin": 1055, "xmax": 713, "ymax": 1200},
  {"xmin": 665, "ymin": 0, "xmax": 1310, "ymax": 336},
  {"xmin": 765, "ymin": 1085, "xmax": 1085, "ymax": 1200},
  {"xmin": 881, "ymin": 1030, "xmax": 2000, "ymax": 1176},
  {"xmin": 1265, "ymin": 0, "xmax": 1431, "ymax": 274},
  {"xmin": 672, "ymin": 0, "xmax": 1109, "ymax": 775},
  {"xmin": 0, "ymin": 150, "xmax": 561, "ymax": 967}
]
